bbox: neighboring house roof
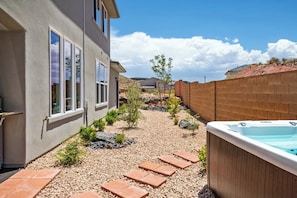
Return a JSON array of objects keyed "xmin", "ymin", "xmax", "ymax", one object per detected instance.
[
  {"xmin": 140, "ymin": 77, "xmax": 161, "ymax": 87},
  {"xmin": 110, "ymin": 60, "xmax": 126, "ymax": 73},
  {"xmin": 230, "ymin": 64, "xmax": 297, "ymax": 79},
  {"xmin": 225, "ymin": 64, "xmax": 250, "ymax": 74}
]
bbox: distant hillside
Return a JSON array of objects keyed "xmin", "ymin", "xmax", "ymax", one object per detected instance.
[
  {"xmin": 227, "ymin": 64, "xmax": 297, "ymax": 79},
  {"xmin": 119, "ymin": 75, "xmax": 139, "ymax": 90}
]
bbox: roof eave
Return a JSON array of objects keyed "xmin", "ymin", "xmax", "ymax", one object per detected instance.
[
  {"xmin": 110, "ymin": 60, "xmax": 126, "ymax": 73},
  {"xmin": 103, "ymin": 0, "xmax": 120, "ymax": 18}
]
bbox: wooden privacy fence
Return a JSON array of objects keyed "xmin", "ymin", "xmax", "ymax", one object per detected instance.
[{"xmin": 174, "ymin": 70, "xmax": 297, "ymax": 121}]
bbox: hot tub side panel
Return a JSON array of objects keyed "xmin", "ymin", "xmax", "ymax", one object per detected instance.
[{"xmin": 207, "ymin": 132, "xmax": 297, "ymax": 198}]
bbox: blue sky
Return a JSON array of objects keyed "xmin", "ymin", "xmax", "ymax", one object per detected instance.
[{"xmin": 110, "ymin": 0, "xmax": 297, "ymax": 82}]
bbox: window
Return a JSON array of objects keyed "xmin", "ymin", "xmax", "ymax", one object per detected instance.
[
  {"xmin": 102, "ymin": 4, "xmax": 108, "ymax": 37},
  {"xmin": 64, "ymin": 40, "xmax": 73, "ymax": 111},
  {"xmin": 50, "ymin": 31, "xmax": 61, "ymax": 114},
  {"xmin": 75, "ymin": 47, "xmax": 82, "ymax": 109},
  {"xmin": 94, "ymin": 0, "xmax": 109, "ymax": 38},
  {"xmin": 96, "ymin": 60, "xmax": 108, "ymax": 104},
  {"xmin": 50, "ymin": 29, "xmax": 83, "ymax": 116},
  {"xmin": 94, "ymin": 0, "xmax": 101, "ymax": 27}
]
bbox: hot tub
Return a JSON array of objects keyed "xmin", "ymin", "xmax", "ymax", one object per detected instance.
[{"xmin": 206, "ymin": 120, "xmax": 297, "ymax": 198}]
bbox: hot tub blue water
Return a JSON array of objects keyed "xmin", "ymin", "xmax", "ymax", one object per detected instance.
[
  {"xmin": 230, "ymin": 121, "xmax": 297, "ymax": 156},
  {"xmin": 206, "ymin": 120, "xmax": 297, "ymax": 176},
  {"xmin": 246, "ymin": 134, "xmax": 297, "ymax": 155}
]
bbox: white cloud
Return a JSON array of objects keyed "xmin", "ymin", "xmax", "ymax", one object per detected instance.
[
  {"xmin": 111, "ymin": 31, "xmax": 296, "ymax": 82},
  {"xmin": 267, "ymin": 39, "xmax": 297, "ymax": 59},
  {"xmin": 233, "ymin": 38, "xmax": 239, "ymax": 43}
]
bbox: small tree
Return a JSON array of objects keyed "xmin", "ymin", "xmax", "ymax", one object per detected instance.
[
  {"xmin": 150, "ymin": 54, "xmax": 173, "ymax": 101},
  {"xmin": 166, "ymin": 96, "xmax": 181, "ymax": 117},
  {"xmin": 123, "ymin": 85, "xmax": 143, "ymax": 128}
]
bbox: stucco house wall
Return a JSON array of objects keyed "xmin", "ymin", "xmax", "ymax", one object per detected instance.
[{"xmin": 0, "ymin": 0, "xmax": 120, "ymax": 168}]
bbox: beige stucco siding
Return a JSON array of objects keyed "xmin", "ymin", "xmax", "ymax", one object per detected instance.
[{"xmin": 0, "ymin": 0, "xmax": 116, "ymax": 167}]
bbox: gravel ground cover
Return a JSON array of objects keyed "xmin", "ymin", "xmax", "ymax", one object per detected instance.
[{"xmin": 27, "ymin": 109, "xmax": 207, "ymax": 198}]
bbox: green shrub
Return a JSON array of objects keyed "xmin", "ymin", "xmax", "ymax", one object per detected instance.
[
  {"xmin": 185, "ymin": 110, "xmax": 200, "ymax": 134},
  {"xmin": 198, "ymin": 145, "xmax": 207, "ymax": 169},
  {"xmin": 79, "ymin": 126, "xmax": 97, "ymax": 142},
  {"xmin": 93, "ymin": 119, "xmax": 106, "ymax": 131},
  {"xmin": 115, "ymin": 133, "xmax": 125, "ymax": 144},
  {"xmin": 105, "ymin": 110, "xmax": 118, "ymax": 125},
  {"xmin": 118, "ymin": 104, "xmax": 127, "ymax": 116},
  {"xmin": 105, "ymin": 115, "xmax": 116, "ymax": 125},
  {"xmin": 56, "ymin": 141, "xmax": 85, "ymax": 166},
  {"xmin": 166, "ymin": 96, "xmax": 181, "ymax": 117},
  {"xmin": 173, "ymin": 117, "xmax": 179, "ymax": 125}
]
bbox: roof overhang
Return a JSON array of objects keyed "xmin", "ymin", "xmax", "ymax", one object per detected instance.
[
  {"xmin": 103, "ymin": 0, "xmax": 120, "ymax": 18},
  {"xmin": 110, "ymin": 60, "xmax": 126, "ymax": 73},
  {"xmin": 0, "ymin": 7, "xmax": 25, "ymax": 31}
]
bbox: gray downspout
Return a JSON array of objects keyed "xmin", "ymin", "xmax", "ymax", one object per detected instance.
[{"xmin": 83, "ymin": 0, "xmax": 88, "ymax": 127}]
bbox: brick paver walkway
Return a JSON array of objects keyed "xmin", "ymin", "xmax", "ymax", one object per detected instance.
[
  {"xmin": 124, "ymin": 169, "xmax": 167, "ymax": 188},
  {"xmin": 101, "ymin": 150, "xmax": 198, "ymax": 197},
  {"xmin": 0, "ymin": 169, "xmax": 60, "ymax": 198},
  {"xmin": 138, "ymin": 161, "xmax": 177, "ymax": 176},
  {"xmin": 0, "ymin": 150, "xmax": 199, "ymax": 198}
]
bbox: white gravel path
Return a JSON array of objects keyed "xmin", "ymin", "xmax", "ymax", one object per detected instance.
[{"xmin": 27, "ymin": 109, "xmax": 207, "ymax": 198}]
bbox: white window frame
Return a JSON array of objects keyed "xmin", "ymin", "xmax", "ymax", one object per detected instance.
[
  {"xmin": 94, "ymin": 0, "xmax": 101, "ymax": 27},
  {"xmin": 102, "ymin": 3, "xmax": 108, "ymax": 37},
  {"xmin": 75, "ymin": 45, "xmax": 83, "ymax": 110},
  {"xmin": 49, "ymin": 28, "xmax": 84, "ymax": 118},
  {"xmin": 95, "ymin": 59, "xmax": 108, "ymax": 106},
  {"xmin": 50, "ymin": 29, "xmax": 63, "ymax": 116},
  {"xmin": 94, "ymin": 0, "xmax": 109, "ymax": 38},
  {"xmin": 64, "ymin": 38, "xmax": 74, "ymax": 112}
]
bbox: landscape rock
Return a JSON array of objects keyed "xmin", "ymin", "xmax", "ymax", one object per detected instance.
[
  {"xmin": 198, "ymin": 185, "xmax": 217, "ymax": 198},
  {"xmin": 88, "ymin": 132, "xmax": 136, "ymax": 149},
  {"xmin": 179, "ymin": 119, "xmax": 195, "ymax": 129}
]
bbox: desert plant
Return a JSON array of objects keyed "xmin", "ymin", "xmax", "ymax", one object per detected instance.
[
  {"xmin": 79, "ymin": 126, "xmax": 97, "ymax": 142},
  {"xmin": 93, "ymin": 119, "xmax": 106, "ymax": 131},
  {"xmin": 118, "ymin": 104, "xmax": 127, "ymax": 116},
  {"xmin": 56, "ymin": 141, "xmax": 85, "ymax": 166},
  {"xmin": 150, "ymin": 54, "xmax": 173, "ymax": 102},
  {"xmin": 184, "ymin": 110, "xmax": 200, "ymax": 134},
  {"xmin": 173, "ymin": 117, "xmax": 179, "ymax": 125},
  {"xmin": 123, "ymin": 85, "xmax": 143, "ymax": 128},
  {"xmin": 166, "ymin": 96, "xmax": 181, "ymax": 117},
  {"xmin": 198, "ymin": 145, "xmax": 207, "ymax": 169},
  {"xmin": 115, "ymin": 133, "xmax": 125, "ymax": 144},
  {"xmin": 105, "ymin": 109, "xmax": 118, "ymax": 125}
]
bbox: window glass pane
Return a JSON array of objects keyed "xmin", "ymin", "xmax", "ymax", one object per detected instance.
[
  {"xmin": 100, "ymin": 84, "xmax": 105, "ymax": 103},
  {"xmin": 96, "ymin": 84, "xmax": 100, "ymax": 103},
  {"xmin": 50, "ymin": 31, "xmax": 61, "ymax": 114},
  {"xmin": 99, "ymin": 63, "xmax": 105, "ymax": 82},
  {"xmin": 95, "ymin": 0, "xmax": 101, "ymax": 26},
  {"xmin": 104, "ymin": 84, "xmax": 107, "ymax": 102},
  {"xmin": 103, "ymin": 8, "xmax": 108, "ymax": 37},
  {"xmin": 96, "ymin": 61, "xmax": 100, "ymax": 82},
  {"xmin": 75, "ymin": 47, "xmax": 81, "ymax": 109},
  {"xmin": 65, "ymin": 40, "xmax": 72, "ymax": 111}
]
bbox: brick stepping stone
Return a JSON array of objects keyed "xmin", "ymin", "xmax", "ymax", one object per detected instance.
[
  {"xmin": 158, "ymin": 155, "xmax": 192, "ymax": 169},
  {"xmin": 173, "ymin": 150, "xmax": 199, "ymax": 163},
  {"xmin": 0, "ymin": 169, "xmax": 60, "ymax": 198},
  {"xmin": 138, "ymin": 161, "xmax": 177, "ymax": 176},
  {"xmin": 70, "ymin": 191, "xmax": 102, "ymax": 198},
  {"xmin": 124, "ymin": 169, "xmax": 167, "ymax": 188},
  {"xmin": 101, "ymin": 179, "xmax": 149, "ymax": 198}
]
